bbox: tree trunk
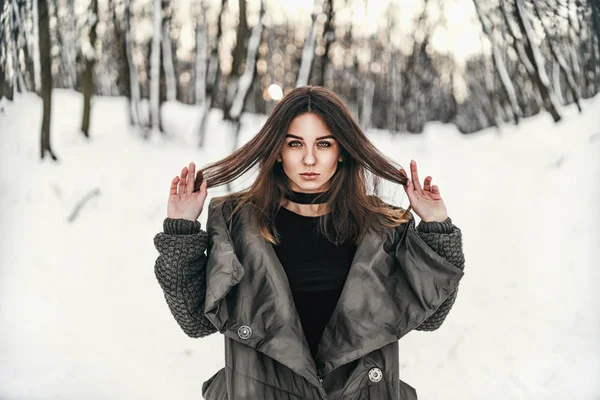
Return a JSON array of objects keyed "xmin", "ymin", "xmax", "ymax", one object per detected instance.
[
  {"xmin": 200, "ymin": 0, "xmax": 227, "ymax": 145},
  {"xmin": 296, "ymin": 6, "xmax": 319, "ymax": 88},
  {"xmin": 161, "ymin": 0, "xmax": 176, "ymax": 102},
  {"xmin": 316, "ymin": 0, "xmax": 334, "ymax": 86},
  {"xmin": 150, "ymin": 0, "xmax": 162, "ymax": 133},
  {"xmin": 361, "ymin": 77, "xmax": 375, "ymax": 130},
  {"xmin": 512, "ymin": 0, "xmax": 561, "ymax": 121},
  {"xmin": 38, "ymin": 0, "xmax": 57, "ymax": 160},
  {"xmin": 532, "ymin": 0, "xmax": 581, "ymax": 111},
  {"xmin": 228, "ymin": 0, "xmax": 264, "ymax": 122},
  {"xmin": 223, "ymin": 0, "xmax": 248, "ymax": 120},
  {"xmin": 11, "ymin": 0, "xmax": 25, "ymax": 94},
  {"xmin": 225, "ymin": 0, "xmax": 265, "ymax": 193},
  {"xmin": 473, "ymin": 0, "xmax": 520, "ymax": 124},
  {"xmin": 31, "ymin": 0, "xmax": 41, "ymax": 93},
  {"xmin": 194, "ymin": 6, "xmax": 207, "ymax": 106},
  {"xmin": 123, "ymin": 0, "xmax": 140, "ymax": 126},
  {"xmin": 81, "ymin": 0, "xmax": 98, "ymax": 138}
]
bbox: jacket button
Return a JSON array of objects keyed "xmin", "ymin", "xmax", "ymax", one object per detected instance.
[
  {"xmin": 237, "ymin": 325, "xmax": 252, "ymax": 340},
  {"xmin": 368, "ymin": 367, "xmax": 382, "ymax": 383}
]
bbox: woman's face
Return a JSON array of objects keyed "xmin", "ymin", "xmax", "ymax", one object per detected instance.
[{"xmin": 279, "ymin": 113, "xmax": 342, "ymax": 193}]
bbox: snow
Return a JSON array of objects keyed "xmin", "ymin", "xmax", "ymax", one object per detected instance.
[{"xmin": 0, "ymin": 89, "xmax": 599, "ymax": 399}]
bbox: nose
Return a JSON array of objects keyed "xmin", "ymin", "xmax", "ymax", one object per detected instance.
[{"xmin": 303, "ymin": 149, "xmax": 316, "ymax": 166}]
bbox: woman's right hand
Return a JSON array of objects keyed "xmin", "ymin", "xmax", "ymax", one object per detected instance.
[{"xmin": 167, "ymin": 162, "xmax": 208, "ymax": 221}]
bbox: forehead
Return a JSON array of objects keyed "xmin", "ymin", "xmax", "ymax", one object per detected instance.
[{"xmin": 286, "ymin": 113, "xmax": 334, "ymax": 140}]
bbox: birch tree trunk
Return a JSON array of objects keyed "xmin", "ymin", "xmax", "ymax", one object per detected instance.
[
  {"xmin": 124, "ymin": 0, "xmax": 140, "ymax": 126},
  {"xmin": 228, "ymin": 0, "xmax": 264, "ymax": 122},
  {"xmin": 473, "ymin": 0, "xmax": 520, "ymax": 124},
  {"xmin": 296, "ymin": 1, "xmax": 321, "ymax": 88},
  {"xmin": 360, "ymin": 77, "xmax": 375, "ymax": 130},
  {"xmin": 150, "ymin": 0, "xmax": 162, "ymax": 133},
  {"xmin": 31, "ymin": 0, "xmax": 41, "ymax": 93},
  {"xmin": 10, "ymin": 0, "xmax": 25, "ymax": 93},
  {"xmin": 223, "ymin": 0, "xmax": 248, "ymax": 120},
  {"xmin": 194, "ymin": 6, "xmax": 207, "ymax": 106},
  {"xmin": 532, "ymin": 0, "xmax": 581, "ymax": 111},
  {"xmin": 225, "ymin": 0, "xmax": 264, "ymax": 192},
  {"xmin": 316, "ymin": 0, "xmax": 333, "ymax": 86},
  {"xmin": 513, "ymin": 0, "xmax": 561, "ymax": 121},
  {"xmin": 199, "ymin": 0, "xmax": 226, "ymax": 146},
  {"xmin": 81, "ymin": 0, "xmax": 98, "ymax": 138},
  {"xmin": 161, "ymin": 0, "xmax": 176, "ymax": 102},
  {"xmin": 38, "ymin": 0, "xmax": 56, "ymax": 160}
]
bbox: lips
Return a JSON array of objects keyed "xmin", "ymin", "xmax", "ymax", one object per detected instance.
[{"xmin": 300, "ymin": 173, "xmax": 319, "ymax": 176}]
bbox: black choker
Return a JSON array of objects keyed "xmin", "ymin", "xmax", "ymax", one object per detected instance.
[{"xmin": 284, "ymin": 190, "xmax": 329, "ymax": 204}]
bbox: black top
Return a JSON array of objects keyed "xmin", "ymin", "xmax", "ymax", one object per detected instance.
[{"xmin": 272, "ymin": 206, "xmax": 358, "ymax": 359}]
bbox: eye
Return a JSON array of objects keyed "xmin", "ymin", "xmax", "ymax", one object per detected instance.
[{"xmin": 287, "ymin": 140, "xmax": 332, "ymax": 148}]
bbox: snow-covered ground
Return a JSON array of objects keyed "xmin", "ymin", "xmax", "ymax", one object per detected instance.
[{"xmin": 0, "ymin": 90, "xmax": 598, "ymax": 399}]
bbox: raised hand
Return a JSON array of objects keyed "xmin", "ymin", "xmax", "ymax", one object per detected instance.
[
  {"xmin": 167, "ymin": 162, "xmax": 208, "ymax": 221},
  {"xmin": 403, "ymin": 160, "xmax": 448, "ymax": 223}
]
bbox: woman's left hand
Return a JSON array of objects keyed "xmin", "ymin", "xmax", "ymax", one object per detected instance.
[{"xmin": 403, "ymin": 160, "xmax": 448, "ymax": 222}]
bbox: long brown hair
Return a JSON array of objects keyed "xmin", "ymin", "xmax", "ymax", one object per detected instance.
[{"xmin": 194, "ymin": 86, "xmax": 413, "ymax": 245}]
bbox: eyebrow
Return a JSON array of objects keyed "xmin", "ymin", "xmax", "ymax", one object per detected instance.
[{"xmin": 285, "ymin": 134, "xmax": 336, "ymax": 140}]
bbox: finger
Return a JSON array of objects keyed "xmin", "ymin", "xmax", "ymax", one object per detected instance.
[
  {"xmin": 410, "ymin": 160, "xmax": 423, "ymax": 191},
  {"xmin": 431, "ymin": 184, "xmax": 441, "ymax": 195},
  {"xmin": 197, "ymin": 181, "xmax": 208, "ymax": 204},
  {"xmin": 403, "ymin": 179, "xmax": 417, "ymax": 204},
  {"xmin": 179, "ymin": 166, "xmax": 188, "ymax": 194},
  {"xmin": 170, "ymin": 176, "xmax": 180, "ymax": 196},
  {"xmin": 423, "ymin": 176, "xmax": 432, "ymax": 191},
  {"xmin": 186, "ymin": 162, "xmax": 195, "ymax": 193}
]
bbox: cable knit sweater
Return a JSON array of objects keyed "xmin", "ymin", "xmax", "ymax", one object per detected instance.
[{"xmin": 153, "ymin": 213, "xmax": 465, "ymax": 338}]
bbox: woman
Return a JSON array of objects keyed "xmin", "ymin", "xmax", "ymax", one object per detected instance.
[{"xmin": 153, "ymin": 86, "xmax": 465, "ymax": 400}]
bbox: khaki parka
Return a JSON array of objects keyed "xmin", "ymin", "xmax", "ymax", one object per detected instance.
[
  {"xmin": 195, "ymin": 196, "xmax": 465, "ymax": 400},
  {"xmin": 155, "ymin": 195, "xmax": 465, "ymax": 400}
]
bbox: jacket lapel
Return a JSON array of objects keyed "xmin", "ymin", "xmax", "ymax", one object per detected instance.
[
  {"xmin": 313, "ymin": 218, "xmax": 464, "ymax": 376},
  {"xmin": 203, "ymin": 198, "xmax": 325, "ymax": 393}
]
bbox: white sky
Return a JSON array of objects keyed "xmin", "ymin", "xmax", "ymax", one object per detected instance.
[{"xmin": 0, "ymin": 89, "xmax": 599, "ymax": 399}]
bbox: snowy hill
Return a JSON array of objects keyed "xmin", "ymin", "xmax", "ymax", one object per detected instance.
[{"xmin": 0, "ymin": 90, "xmax": 599, "ymax": 399}]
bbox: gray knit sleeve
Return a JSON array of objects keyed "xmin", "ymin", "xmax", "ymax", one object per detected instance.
[
  {"xmin": 414, "ymin": 217, "xmax": 465, "ymax": 331},
  {"xmin": 153, "ymin": 218, "xmax": 218, "ymax": 338}
]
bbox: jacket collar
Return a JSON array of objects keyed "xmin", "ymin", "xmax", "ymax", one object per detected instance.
[{"xmin": 203, "ymin": 197, "xmax": 464, "ymax": 390}]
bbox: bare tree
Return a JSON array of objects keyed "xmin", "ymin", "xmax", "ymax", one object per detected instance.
[
  {"xmin": 80, "ymin": 0, "xmax": 98, "ymax": 137},
  {"xmin": 473, "ymin": 0, "xmax": 521, "ymax": 124},
  {"xmin": 315, "ymin": 0, "xmax": 334, "ymax": 86},
  {"xmin": 198, "ymin": 0, "xmax": 227, "ymax": 146},
  {"xmin": 296, "ymin": 0, "xmax": 322, "ymax": 87},
  {"xmin": 223, "ymin": 0, "xmax": 249, "ymax": 120},
  {"xmin": 532, "ymin": 0, "xmax": 581, "ymax": 111},
  {"xmin": 194, "ymin": 4, "xmax": 207, "ymax": 107},
  {"xmin": 9, "ymin": 0, "xmax": 26, "ymax": 94},
  {"xmin": 502, "ymin": 0, "xmax": 561, "ymax": 121},
  {"xmin": 161, "ymin": 0, "xmax": 176, "ymax": 101},
  {"xmin": 38, "ymin": 0, "xmax": 56, "ymax": 159},
  {"xmin": 150, "ymin": 0, "xmax": 162, "ymax": 133},
  {"xmin": 123, "ymin": 0, "xmax": 141, "ymax": 126}
]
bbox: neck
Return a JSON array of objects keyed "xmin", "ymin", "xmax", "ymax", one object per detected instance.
[
  {"xmin": 280, "ymin": 200, "xmax": 330, "ymax": 217},
  {"xmin": 281, "ymin": 190, "xmax": 331, "ymax": 217}
]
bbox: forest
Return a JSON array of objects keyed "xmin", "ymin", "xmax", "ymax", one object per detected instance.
[{"xmin": 1, "ymin": 0, "xmax": 599, "ymax": 160}]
